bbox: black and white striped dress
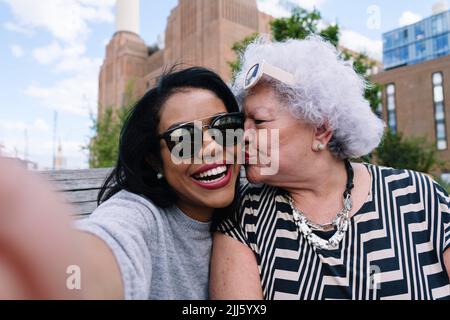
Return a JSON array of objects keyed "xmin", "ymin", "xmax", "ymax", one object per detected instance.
[{"xmin": 217, "ymin": 164, "xmax": 450, "ymax": 300}]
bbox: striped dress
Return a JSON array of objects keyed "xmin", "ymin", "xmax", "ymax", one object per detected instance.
[{"xmin": 217, "ymin": 164, "xmax": 450, "ymax": 300}]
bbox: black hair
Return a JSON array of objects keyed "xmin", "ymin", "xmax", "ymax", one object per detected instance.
[{"xmin": 97, "ymin": 67, "xmax": 240, "ymax": 227}]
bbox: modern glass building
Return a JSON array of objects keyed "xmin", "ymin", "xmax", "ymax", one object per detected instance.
[{"xmin": 383, "ymin": 9, "xmax": 450, "ymax": 70}]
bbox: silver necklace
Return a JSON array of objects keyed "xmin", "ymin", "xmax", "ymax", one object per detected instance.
[
  {"xmin": 287, "ymin": 194, "xmax": 352, "ymax": 250},
  {"xmin": 287, "ymin": 160, "xmax": 354, "ymax": 251}
]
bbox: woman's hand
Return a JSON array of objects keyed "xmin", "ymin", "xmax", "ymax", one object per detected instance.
[
  {"xmin": 210, "ymin": 233, "xmax": 264, "ymax": 300},
  {"xmin": 0, "ymin": 158, "xmax": 123, "ymax": 299}
]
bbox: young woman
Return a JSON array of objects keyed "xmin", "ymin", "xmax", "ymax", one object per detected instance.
[{"xmin": 0, "ymin": 67, "xmax": 243, "ymax": 300}]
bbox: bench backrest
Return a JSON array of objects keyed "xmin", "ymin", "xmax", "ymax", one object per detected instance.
[
  {"xmin": 41, "ymin": 168, "xmax": 248, "ymax": 218},
  {"xmin": 41, "ymin": 168, "xmax": 112, "ymax": 219}
]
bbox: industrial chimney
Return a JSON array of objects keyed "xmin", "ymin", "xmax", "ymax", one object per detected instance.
[
  {"xmin": 116, "ymin": 0, "xmax": 140, "ymax": 35},
  {"xmin": 433, "ymin": 0, "xmax": 449, "ymax": 15}
]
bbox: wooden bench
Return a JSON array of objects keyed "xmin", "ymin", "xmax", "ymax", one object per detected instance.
[
  {"xmin": 41, "ymin": 168, "xmax": 112, "ymax": 219},
  {"xmin": 41, "ymin": 168, "xmax": 248, "ymax": 219}
]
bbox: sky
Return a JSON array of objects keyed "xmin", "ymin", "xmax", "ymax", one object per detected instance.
[{"xmin": 0, "ymin": 0, "xmax": 443, "ymax": 170}]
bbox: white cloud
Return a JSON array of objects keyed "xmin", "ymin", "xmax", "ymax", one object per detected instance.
[
  {"xmin": 32, "ymin": 42, "xmax": 88, "ymax": 70},
  {"xmin": 340, "ymin": 29, "xmax": 383, "ymax": 61},
  {"xmin": 56, "ymin": 54, "xmax": 101, "ymax": 75},
  {"xmin": 4, "ymin": 21, "xmax": 34, "ymax": 35},
  {"xmin": 25, "ymin": 71, "xmax": 99, "ymax": 116},
  {"xmin": 399, "ymin": 11, "xmax": 423, "ymax": 27},
  {"xmin": 10, "ymin": 44, "xmax": 24, "ymax": 58},
  {"xmin": 0, "ymin": 118, "xmax": 50, "ymax": 133},
  {"xmin": 257, "ymin": 0, "xmax": 326, "ymax": 18},
  {"xmin": 2, "ymin": 0, "xmax": 115, "ymax": 118},
  {"xmin": 32, "ymin": 42, "xmax": 65, "ymax": 65},
  {"xmin": 26, "ymin": 40, "xmax": 101, "ymax": 116},
  {"xmin": 2, "ymin": 0, "xmax": 115, "ymax": 44}
]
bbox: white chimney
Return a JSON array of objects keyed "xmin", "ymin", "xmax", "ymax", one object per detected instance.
[
  {"xmin": 433, "ymin": 0, "xmax": 449, "ymax": 15},
  {"xmin": 116, "ymin": 0, "xmax": 140, "ymax": 35}
]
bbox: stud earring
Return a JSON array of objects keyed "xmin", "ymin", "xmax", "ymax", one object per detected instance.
[
  {"xmin": 317, "ymin": 143, "xmax": 326, "ymax": 151},
  {"xmin": 157, "ymin": 172, "xmax": 164, "ymax": 180}
]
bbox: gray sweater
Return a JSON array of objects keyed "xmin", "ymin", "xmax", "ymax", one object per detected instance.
[{"xmin": 75, "ymin": 190, "xmax": 212, "ymax": 300}]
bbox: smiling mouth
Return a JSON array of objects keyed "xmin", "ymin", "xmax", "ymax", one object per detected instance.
[{"xmin": 192, "ymin": 165, "xmax": 229, "ymax": 184}]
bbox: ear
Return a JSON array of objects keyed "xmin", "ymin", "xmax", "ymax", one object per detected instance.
[{"xmin": 312, "ymin": 123, "xmax": 333, "ymax": 151}]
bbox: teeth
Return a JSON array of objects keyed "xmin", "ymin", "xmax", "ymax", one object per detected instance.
[
  {"xmin": 194, "ymin": 166, "xmax": 227, "ymax": 180},
  {"xmin": 198, "ymin": 175, "xmax": 225, "ymax": 184}
]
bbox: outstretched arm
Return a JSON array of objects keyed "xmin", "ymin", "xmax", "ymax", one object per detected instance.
[
  {"xmin": 210, "ymin": 233, "xmax": 263, "ymax": 300},
  {"xmin": 0, "ymin": 158, "xmax": 123, "ymax": 299}
]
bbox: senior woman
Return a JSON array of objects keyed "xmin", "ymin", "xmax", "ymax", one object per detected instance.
[{"xmin": 210, "ymin": 37, "xmax": 450, "ymax": 300}]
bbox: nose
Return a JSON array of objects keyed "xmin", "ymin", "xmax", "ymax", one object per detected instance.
[{"xmin": 201, "ymin": 129, "xmax": 223, "ymax": 161}]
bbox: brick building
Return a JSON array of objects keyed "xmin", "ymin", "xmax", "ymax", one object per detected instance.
[
  {"xmin": 98, "ymin": 0, "xmax": 273, "ymax": 116},
  {"xmin": 374, "ymin": 3, "xmax": 450, "ymax": 177}
]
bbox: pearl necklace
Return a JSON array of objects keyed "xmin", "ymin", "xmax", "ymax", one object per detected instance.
[{"xmin": 287, "ymin": 160, "xmax": 354, "ymax": 251}]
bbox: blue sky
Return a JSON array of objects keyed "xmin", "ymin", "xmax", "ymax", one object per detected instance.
[{"xmin": 0, "ymin": 0, "xmax": 442, "ymax": 169}]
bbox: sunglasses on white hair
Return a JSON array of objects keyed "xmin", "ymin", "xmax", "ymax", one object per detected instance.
[{"xmin": 244, "ymin": 60, "xmax": 296, "ymax": 90}]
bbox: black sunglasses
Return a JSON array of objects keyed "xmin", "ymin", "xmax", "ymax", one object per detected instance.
[{"xmin": 158, "ymin": 112, "xmax": 244, "ymax": 159}]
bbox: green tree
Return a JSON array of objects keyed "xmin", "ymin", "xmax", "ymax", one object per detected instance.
[
  {"xmin": 375, "ymin": 130, "xmax": 444, "ymax": 174},
  {"xmin": 87, "ymin": 106, "xmax": 131, "ymax": 168},
  {"xmin": 87, "ymin": 80, "xmax": 136, "ymax": 168},
  {"xmin": 228, "ymin": 33, "xmax": 259, "ymax": 82},
  {"xmin": 270, "ymin": 7, "xmax": 339, "ymax": 46}
]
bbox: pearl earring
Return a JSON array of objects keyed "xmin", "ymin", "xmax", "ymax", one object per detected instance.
[
  {"xmin": 157, "ymin": 173, "xmax": 164, "ymax": 180},
  {"xmin": 317, "ymin": 143, "xmax": 326, "ymax": 151}
]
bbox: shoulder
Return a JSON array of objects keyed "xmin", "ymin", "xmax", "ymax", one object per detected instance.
[
  {"xmin": 97, "ymin": 190, "xmax": 161, "ymax": 212},
  {"xmin": 368, "ymin": 163, "xmax": 416, "ymax": 180},
  {"xmin": 368, "ymin": 163, "xmax": 449, "ymax": 203},
  {"xmin": 88, "ymin": 190, "xmax": 167, "ymax": 229},
  {"xmin": 239, "ymin": 183, "xmax": 283, "ymax": 209},
  {"xmin": 368, "ymin": 163, "xmax": 433, "ymax": 188},
  {"xmin": 236, "ymin": 182, "xmax": 288, "ymax": 226}
]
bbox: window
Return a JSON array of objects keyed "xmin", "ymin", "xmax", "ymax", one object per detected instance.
[
  {"xmin": 399, "ymin": 46, "xmax": 409, "ymax": 61},
  {"xmin": 384, "ymin": 33, "xmax": 394, "ymax": 50},
  {"xmin": 415, "ymin": 24, "xmax": 426, "ymax": 40},
  {"xmin": 438, "ymin": 140, "xmax": 448, "ymax": 150},
  {"xmin": 432, "ymin": 15, "xmax": 445, "ymax": 35},
  {"xmin": 433, "ymin": 72, "xmax": 443, "ymax": 85},
  {"xmin": 384, "ymin": 46, "xmax": 409, "ymax": 68},
  {"xmin": 433, "ymin": 34, "xmax": 449, "ymax": 53},
  {"xmin": 384, "ymin": 50, "xmax": 394, "ymax": 67},
  {"xmin": 376, "ymin": 90, "xmax": 383, "ymax": 117},
  {"xmin": 436, "ymin": 102, "xmax": 445, "ymax": 121},
  {"xmin": 386, "ymin": 84, "xmax": 397, "ymax": 133},
  {"xmin": 403, "ymin": 29, "xmax": 409, "ymax": 40},
  {"xmin": 415, "ymin": 41, "xmax": 426, "ymax": 57},
  {"xmin": 437, "ymin": 123, "xmax": 446, "ymax": 139},
  {"xmin": 433, "ymin": 72, "xmax": 447, "ymax": 150},
  {"xmin": 435, "ymin": 86, "xmax": 444, "ymax": 102}
]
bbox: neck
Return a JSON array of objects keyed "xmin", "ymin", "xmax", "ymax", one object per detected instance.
[
  {"xmin": 286, "ymin": 156, "xmax": 347, "ymax": 198},
  {"xmin": 176, "ymin": 201, "xmax": 214, "ymax": 223},
  {"xmin": 284, "ymin": 155, "xmax": 349, "ymax": 224}
]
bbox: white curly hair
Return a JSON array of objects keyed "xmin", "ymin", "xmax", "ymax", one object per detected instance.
[{"xmin": 233, "ymin": 36, "xmax": 386, "ymax": 159}]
